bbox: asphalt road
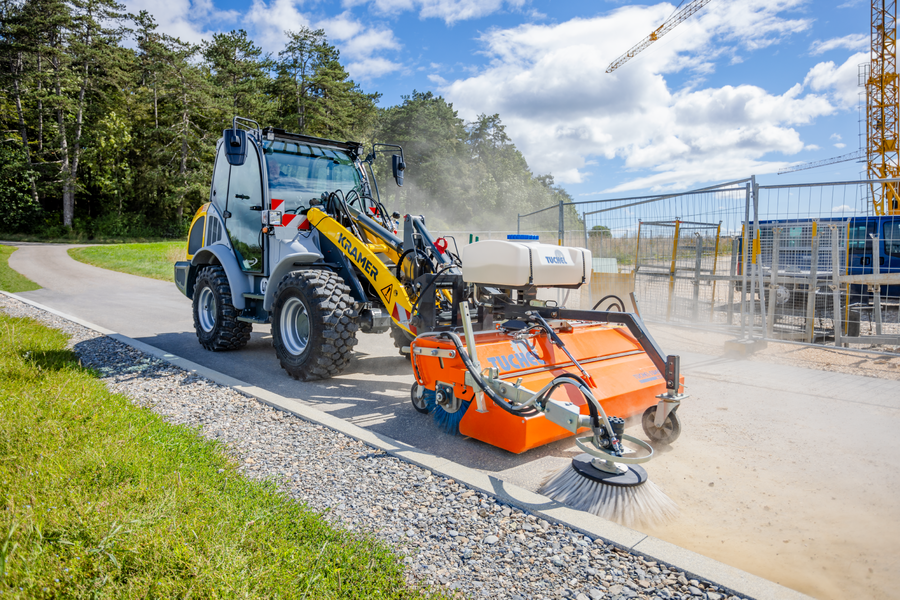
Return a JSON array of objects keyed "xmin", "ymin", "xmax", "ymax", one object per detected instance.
[{"xmin": 7, "ymin": 243, "xmax": 900, "ymax": 600}]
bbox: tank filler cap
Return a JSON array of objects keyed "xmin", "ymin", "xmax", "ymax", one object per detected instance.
[{"xmin": 507, "ymin": 234, "xmax": 539, "ymax": 241}]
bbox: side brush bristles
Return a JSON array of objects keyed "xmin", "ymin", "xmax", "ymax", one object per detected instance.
[{"xmin": 540, "ymin": 463, "xmax": 679, "ymax": 528}]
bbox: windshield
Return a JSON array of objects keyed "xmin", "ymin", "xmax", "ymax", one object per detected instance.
[{"xmin": 262, "ymin": 139, "xmax": 361, "ymax": 213}]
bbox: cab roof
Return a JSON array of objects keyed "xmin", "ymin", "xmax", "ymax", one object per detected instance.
[{"xmin": 261, "ymin": 127, "xmax": 363, "ymax": 159}]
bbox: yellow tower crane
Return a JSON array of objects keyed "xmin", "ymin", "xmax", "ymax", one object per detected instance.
[
  {"xmin": 605, "ymin": 0, "xmax": 715, "ymax": 73},
  {"xmin": 865, "ymin": 0, "xmax": 900, "ymax": 215}
]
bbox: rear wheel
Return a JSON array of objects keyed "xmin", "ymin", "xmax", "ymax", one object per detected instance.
[
  {"xmin": 192, "ymin": 265, "xmax": 251, "ymax": 351},
  {"xmin": 271, "ymin": 270, "xmax": 358, "ymax": 380}
]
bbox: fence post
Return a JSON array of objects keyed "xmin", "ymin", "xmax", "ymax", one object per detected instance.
[
  {"xmin": 805, "ymin": 222, "xmax": 819, "ymax": 343},
  {"xmin": 517, "ymin": 214, "xmax": 521, "ymax": 235},
  {"xmin": 752, "ymin": 176, "xmax": 767, "ymax": 337},
  {"xmin": 741, "ymin": 181, "xmax": 752, "ymax": 338},
  {"xmin": 870, "ymin": 232, "xmax": 883, "ymax": 335},
  {"xmin": 709, "ymin": 222, "xmax": 722, "ymax": 322},
  {"xmin": 667, "ymin": 220, "xmax": 681, "ymax": 322},
  {"xmin": 766, "ymin": 227, "xmax": 781, "ymax": 338},
  {"xmin": 830, "ymin": 225, "xmax": 843, "ymax": 347},
  {"xmin": 558, "ymin": 200, "xmax": 564, "ymax": 246},
  {"xmin": 692, "ymin": 232, "xmax": 702, "ymax": 321},
  {"xmin": 728, "ymin": 237, "xmax": 738, "ymax": 326}
]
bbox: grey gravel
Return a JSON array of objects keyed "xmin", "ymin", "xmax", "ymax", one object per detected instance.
[{"xmin": 1, "ymin": 295, "xmax": 750, "ymax": 600}]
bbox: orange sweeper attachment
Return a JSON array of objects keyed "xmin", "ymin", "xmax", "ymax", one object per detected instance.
[{"xmin": 406, "ymin": 235, "xmax": 686, "ymax": 524}]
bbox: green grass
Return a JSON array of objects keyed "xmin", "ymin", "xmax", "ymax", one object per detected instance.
[
  {"xmin": 0, "ymin": 246, "xmax": 39, "ymax": 293},
  {"xmin": 68, "ymin": 242, "xmax": 185, "ymax": 282},
  {"xmin": 0, "ymin": 314, "xmax": 442, "ymax": 599}
]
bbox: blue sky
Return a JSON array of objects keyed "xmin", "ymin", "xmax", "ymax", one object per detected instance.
[{"xmin": 129, "ymin": 0, "xmax": 872, "ymax": 202}]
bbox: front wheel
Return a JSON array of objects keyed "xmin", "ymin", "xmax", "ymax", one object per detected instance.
[
  {"xmin": 391, "ymin": 321, "xmax": 415, "ymax": 356},
  {"xmin": 271, "ymin": 270, "xmax": 358, "ymax": 380},
  {"xmin": 192, "ymin": 265, "xmax": 252, "ymax": 351},
  {"xmin": 641, "ymin": 405, "xmax": 681, "ymax": 445}
]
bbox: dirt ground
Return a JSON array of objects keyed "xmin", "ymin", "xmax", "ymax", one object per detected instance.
[{"xmin": 635, "ymin": 326, "xmax": 900, "ymax": 600}]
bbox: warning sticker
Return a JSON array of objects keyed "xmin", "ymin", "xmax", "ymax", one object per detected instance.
[{"xmin": 380, "ymin": 283, "xmax": 394, "ymax": 301}]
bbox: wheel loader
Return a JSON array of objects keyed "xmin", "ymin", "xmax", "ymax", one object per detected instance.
[{"xmin": 173, "ymin": 117, "xmax": 686, "ymax": 461}]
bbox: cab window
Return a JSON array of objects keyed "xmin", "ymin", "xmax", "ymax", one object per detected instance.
[
  {"xmin": 886, "ymin": 219, "xmax": 900, "ymax": 257},
  {"xmin": 263, "ymin": 140, "xmax": 361, "ymax": 214},
  {"xmin": 210, "ymin": 144, "xmax": 230, "ymax": 210}
]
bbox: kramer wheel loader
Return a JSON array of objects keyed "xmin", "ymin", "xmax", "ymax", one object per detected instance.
[{"xmin": 173, "ymin": 117, "xmax": 686, "ymax": 458}]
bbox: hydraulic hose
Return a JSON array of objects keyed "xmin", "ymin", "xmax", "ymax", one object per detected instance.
[{"xmin": 437, "ymin": 330, "xmax": 539, "ymax": 417}]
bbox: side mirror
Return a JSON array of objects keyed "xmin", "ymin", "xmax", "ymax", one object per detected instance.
[
  {"xmin": 224, "ymin": 129, "xmax": 247, "ymax": 166},
  {"xmin": 392, "ymin": 154, "xmax": 405, "ymax": 187}
]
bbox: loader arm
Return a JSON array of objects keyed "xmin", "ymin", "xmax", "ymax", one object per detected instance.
[{"xmin": 307, "ymin": 207, "xmax": 416, "ymax": 334}]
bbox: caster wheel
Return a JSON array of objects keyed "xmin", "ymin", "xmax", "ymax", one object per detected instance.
[{"xmin": 641, "ymin": 405, "xmax": 681, "ymax": 444}]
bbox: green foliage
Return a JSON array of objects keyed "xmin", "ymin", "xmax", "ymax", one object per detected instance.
[
  {"xmin": 68, "ymin": 242, "xmax": 185, "ymax": 281},
  {"xmin": 0, "ymin": 145, "xmax": 41, "ymax": 234},
  {"xmin": 375, "ymin": 92, "xmax": 578, "ymax": 230},
  {"xmin": 0, "ymin": 314, "xmax": 443, "ymax": 598},
  {"xmin": 591, "ymin": 225, "xmax": 612, "ymax": 238},
  {"xmin": 0, "ymin": 246, "xmax": 40, "ymax": 292},
  {"xmin": 1, "ymin": 2, "xmax": 569, "ymax": 240}
]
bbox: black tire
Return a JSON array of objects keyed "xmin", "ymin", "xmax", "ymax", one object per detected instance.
[
  {"xmin": 192, "ymin": 265, "xmax": 252, "ymax": 351},
  {"xmin": 410, "ymin": 382, "xmax": 430, "ymax": 414},
  {"xmin": 391, "ymin": 321, "xmax": 415, "ymax": 356},
  {"xmin": 271, "ymin": 270, "xmax": 358, "ymax": 380},
  {"xmin": 641, "ymin": 405, "xmax": 681, "ymax": 445}
]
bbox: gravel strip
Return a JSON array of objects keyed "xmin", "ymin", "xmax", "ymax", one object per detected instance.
[{"xmin": 1, "ymin": 295, "xmax": 747, "ymax": 600}]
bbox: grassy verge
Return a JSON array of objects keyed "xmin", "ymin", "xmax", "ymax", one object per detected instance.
[
  {"xmin": 0, "ymin": 314, "xmax": 439, "ymax": 599},
  {"xmin": 68, "ymin": 242, "xmax": 185, "ymax": 282},
  {"xmin": 0, "ymin": 246, "xmax": 39, "ymax": 293}
]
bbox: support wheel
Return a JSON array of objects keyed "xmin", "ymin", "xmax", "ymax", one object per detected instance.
[
  {"xmin": 192, "ymin": 265, "xmax": 251, "ymax": 351},
  {"xmin": 410, "ymin": 382, "xmax": 430, "ymax": 414},
  {"xmin": 391, "ymin": 321, "xmax": 415, "ymax": 356},
  {"xmin": 271, "ymin": 270, "xmax": 358, "ymax": 380},
  {"xmin": 641, "ymin": 405, "xmax": 681, "ymax": 445}
]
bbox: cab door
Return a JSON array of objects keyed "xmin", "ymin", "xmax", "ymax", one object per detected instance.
[{"xmin": 225, "ymin": 139, "xmax": 265, "ymax": 273}]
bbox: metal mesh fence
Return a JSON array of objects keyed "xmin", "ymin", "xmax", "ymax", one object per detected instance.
[{"xmin": 512, "ymin": 177, "xmax": 900, "ymax": 350}]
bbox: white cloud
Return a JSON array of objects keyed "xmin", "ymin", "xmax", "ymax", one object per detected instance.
[
  {"xmin": 442, "ymin": 2, "xmax": 835, "ymax": 190},
  {"xmin": 834, "ymin": 142, "xmax": 846, "ymax": 149},
  {"xmin": 809, "ymin": 33, "xmax": 868, "ymax": 55},
  {"xmin": 123, "ymin": 0, "xmax": 233, "ymax": 43},
  {"xmin": 361, "ymin": 0, "xmax": 524, "ymax": 24},
  {"xmin": 803, "ymin": 52, "xmax": 867, "ymax": 109},
  {"xmin": 830, "ymin": 133, "xmax": 842, "ymax": 141},
  {"xmin": 245, "ymin": 0, "xmax": 311, "ymax": 49},
  {"xmin": 832, "ymin": 204, "xmax": 854, "ymax": 212},
  {"xmin": 244, "ymin": 3, "xmax": 401, "ymax": 78}
]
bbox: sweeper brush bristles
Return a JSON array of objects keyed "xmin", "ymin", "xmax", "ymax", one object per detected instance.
[{"xmin": 540, "ymin": 462, "xmax": 679, "ymax": 528}]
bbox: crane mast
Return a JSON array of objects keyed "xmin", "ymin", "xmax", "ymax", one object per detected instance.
[{"xmin": 866, "ymin": 0, "xmax": 900, "ymax": 214}]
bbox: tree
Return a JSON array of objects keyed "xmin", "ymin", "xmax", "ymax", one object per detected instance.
[
  {"xmin": 591, "ymin": 225, "xmax": 612, "ymax": 238},
  {"xmin": 202, "ymin": 29, "xmax": 274, "ymax": 125},
  {"xmin": 276, "ymin": 27, "xmax": 326, "ymax": 134}
]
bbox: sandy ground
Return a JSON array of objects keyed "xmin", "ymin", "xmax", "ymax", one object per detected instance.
[{"xmin": 638, "ymin": 325, "xmax": 900, "ymax": 600}]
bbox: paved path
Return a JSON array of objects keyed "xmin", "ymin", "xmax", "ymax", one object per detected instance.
[{"xmin": 6, "ymin": 243, "xmax": 900, "ymax": 600}]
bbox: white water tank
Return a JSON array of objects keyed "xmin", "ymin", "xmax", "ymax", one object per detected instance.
[{"xmin": 461, "ymin": 235, "xmax": 592, "ymax": 287}]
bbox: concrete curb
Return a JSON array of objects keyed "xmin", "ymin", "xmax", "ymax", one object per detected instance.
[{"xmin": 2, "ymin": 291, "xmax": 811, "ymax": 600}]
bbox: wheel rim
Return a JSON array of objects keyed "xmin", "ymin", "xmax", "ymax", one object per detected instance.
[
  {"xmin": 198, "ymin": 286, "xmax": 217, "ymax": 333},
  {"xmin": 280, "ymin": 296, "xmax": 310, "ymax": 356},
  {"xmin": 643, "ymin": 408, "xmax": 678, "ymax": 442}
]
